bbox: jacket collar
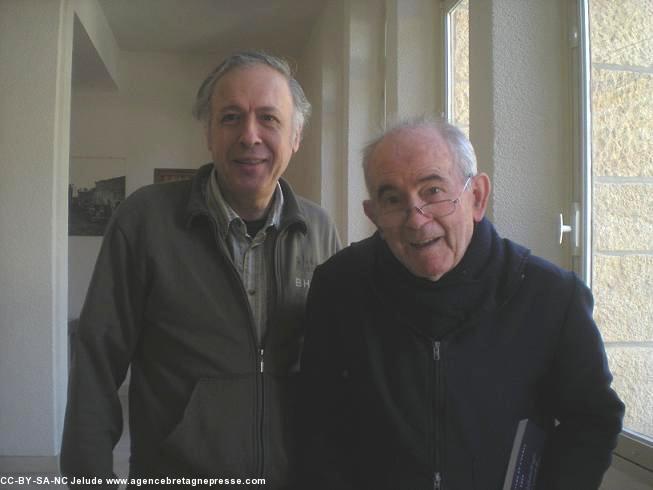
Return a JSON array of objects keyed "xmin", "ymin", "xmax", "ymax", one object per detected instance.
[
  {"xmin": 185, "ymin": 162, "xmax": 307, "ymax": 234},
  {"xmin": 351, "ymin": 218, "xmax": 531, "ymax": 314}
]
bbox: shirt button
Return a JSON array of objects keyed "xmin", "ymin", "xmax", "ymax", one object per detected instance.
[{"xmin": 248, "ymin": 289, "xmax": 256, "ymax": 296}]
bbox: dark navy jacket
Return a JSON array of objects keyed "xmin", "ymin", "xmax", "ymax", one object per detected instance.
[{"xmin": 300, "ymin": 220, "xmax": 624, "ymax": 490}]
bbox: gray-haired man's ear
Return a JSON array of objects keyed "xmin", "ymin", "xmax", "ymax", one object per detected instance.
[
  {"xmin": 204, "ymin": 120, "xmax": 212, "ymax": 152},
  {"xmin": 363, "ymin": 199, "xmax": 379, "ymax": 228},
  {"xmin": 291, "ymin": 126, "xmax": 301, "ymax": 154}
]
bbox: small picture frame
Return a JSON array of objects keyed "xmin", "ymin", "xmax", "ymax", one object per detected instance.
[
  {"xmin": 154, "ymin": 168, "xmax": 197, "ymax": 184},
  {"xmin": 69, "ymin": 157, "xmax": 126, "ymax": 236}
]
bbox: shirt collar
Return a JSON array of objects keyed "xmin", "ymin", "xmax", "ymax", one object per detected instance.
[{"xmin": 206, "ymin": 167, "xmax": 284, "ymax": 238}]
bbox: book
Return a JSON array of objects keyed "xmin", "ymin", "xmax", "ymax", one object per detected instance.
[{"xmin": 502, "ymin": 418, "xmax": 546, "ymax": 490}]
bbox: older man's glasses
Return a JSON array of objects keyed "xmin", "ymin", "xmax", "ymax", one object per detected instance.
[{"xmin": 378, "ymin": 177, "xmax": 472, "ymax": 226}]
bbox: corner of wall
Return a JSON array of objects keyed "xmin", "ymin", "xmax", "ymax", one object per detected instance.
[
  {"xmin": 72, "ymin": 0, "xmax": 122, "ymax": 90},
  {"xmin": 53, "ymin": 0, "xmax": 75, "ymax": 453}
]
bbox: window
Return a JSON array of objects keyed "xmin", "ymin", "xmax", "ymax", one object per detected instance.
[
  {"xmin": 578, "ymin": 0, "xmax": 653, "ymax": 479},
  {"xmin": 444, "ymin": 0, "xmax": 469, "ymax": 135},
  {"xmin": 579, "ymin": 0, "xmax": 653, "ymax": 445}
]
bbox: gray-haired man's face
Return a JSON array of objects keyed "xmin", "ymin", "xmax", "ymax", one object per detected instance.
[{"xmin": 205, "ymin": 64, "xmax": 300, "ymax": 208}]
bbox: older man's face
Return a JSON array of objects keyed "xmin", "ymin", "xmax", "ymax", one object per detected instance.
[
  {"xmin": 206, "ymin": 64, "xmax": 300, "ymax": 209},
  {"xmin": 363, "ymin": 127, "xmax": 489, "ymax": 281}
]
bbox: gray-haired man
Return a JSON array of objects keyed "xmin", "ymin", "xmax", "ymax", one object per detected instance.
[{"xmin": 61, "ymin": 51, "xmax": 340, "ymax": 488}]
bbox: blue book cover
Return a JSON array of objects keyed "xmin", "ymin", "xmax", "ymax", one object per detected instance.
[{"xmin": 502, "ymin": 418, "xmax": 547, "ymax": 490}]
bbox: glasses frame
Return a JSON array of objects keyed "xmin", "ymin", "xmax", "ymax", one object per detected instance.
[{"xmin": 379, "ymin": 176, "xmax": 473, "ymax": 225}]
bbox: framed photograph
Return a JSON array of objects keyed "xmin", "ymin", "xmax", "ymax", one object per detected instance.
[
  {"xmin": 154, "ymin": 168, "xmax": 197, "ymax": 184},
  {"xmin": 69, "ymin": 157, "xmax": 126, "ymax": 236}
]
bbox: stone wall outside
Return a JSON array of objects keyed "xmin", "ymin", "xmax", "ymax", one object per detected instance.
[{"xmin": 590, "ymin": 0, "xmax": 653, "ymax": 438}]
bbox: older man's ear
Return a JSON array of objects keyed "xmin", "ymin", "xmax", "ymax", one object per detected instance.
[{"xmin": 471, "ymin": 173, "xmax": 491, "ymax": 222}]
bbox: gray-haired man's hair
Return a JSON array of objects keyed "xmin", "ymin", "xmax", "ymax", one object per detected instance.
[
  {"xmin": 362, "ymin": 116, "xmax": 478, "ymax": 195},
  {"xmin": 192, "ymin": 50, "xmax": 311, "ymax": 135}
]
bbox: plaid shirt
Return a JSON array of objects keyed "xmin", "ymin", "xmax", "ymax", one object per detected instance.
[{"xmin": 205, "ymin": 168, "xmax": 284, "ymax": 344}]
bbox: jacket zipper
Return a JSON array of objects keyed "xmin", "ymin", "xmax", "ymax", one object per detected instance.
[
  {"xmin": 257, "ymin": 347, "xmax": 265, "ymax": 479},
  {"xmin": 433, "ymin": 472, "xmax": 442, "ymax": 490},
  {"xmin": 207, "ymin": 215, "xmax": 265, "ymax": 479},
  {"xmin": 254, "ymin": 224, "xmax": 291, "ymax": 486},
  {"xmin": 432, "ymin": 340, "xmax": 443, "ymax": 490},
  {"xmin": 255, "ymin": 224, "xmax": 287, "ymax": 485}
]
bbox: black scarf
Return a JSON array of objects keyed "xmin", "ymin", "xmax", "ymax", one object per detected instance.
[{"xmin": 374, "ymin": 218, "xmax": 500, "ymax": 340}]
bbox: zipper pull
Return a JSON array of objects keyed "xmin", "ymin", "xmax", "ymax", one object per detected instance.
[
  {"xmin": 259, "ymin": 348, "xmax": 264, "ymax": 373},
  {"xmin": 432, "ymin": 341, "xmax": 441, "ymax": 361},
  {"xmin": 433, "ymin": 472, "xmax": 442, "ymax": 490}
]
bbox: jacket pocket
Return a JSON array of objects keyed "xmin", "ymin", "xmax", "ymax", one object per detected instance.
[
  {"xmin": 159, "ymin": 375, "xmax": 257, "ymax": 478},
  {"xmin": 262, "ymin": 373, "xmax": 299, "ymax": 488}
]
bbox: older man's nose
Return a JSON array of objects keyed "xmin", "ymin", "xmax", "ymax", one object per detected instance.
[
  {"xmin": 404, "ymin": 205, "xmax": 433, "ymax": 229},
  {"xmin": 239, "ymin": 116, "xmax": 262, "ymax": 147}
]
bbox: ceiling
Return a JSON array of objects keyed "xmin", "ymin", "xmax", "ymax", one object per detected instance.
[
  {"xmin": 98, "ymin": 0, "xmax": 325, "ymax": 57},
  {"xmin": 72, "ymin": 1, "xmax": 325, "ymax": 90}
]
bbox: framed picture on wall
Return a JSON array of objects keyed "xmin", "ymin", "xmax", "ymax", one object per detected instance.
[
  {"xmin": 154, "ymin": 168, "xmax": 197, "ymax": 184},
  {"xmin": 69, "ymin": 156, "xmax": 126, "ymax": 236}
]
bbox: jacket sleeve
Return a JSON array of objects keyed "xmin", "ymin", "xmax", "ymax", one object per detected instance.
[
  {"xmin": 539, "ymin": 274, "xmax": 625, "ymax": 489},
  {"xmin": 60, "ymin": 219, "xmax": 145, "ymax": 485},
  {"xmin": 298, "ymin": 264, "xmax": 356, "ymax": 490}
]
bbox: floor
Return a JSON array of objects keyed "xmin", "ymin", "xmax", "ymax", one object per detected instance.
[{"xmin": 0, "ymin": 395, "xmax": 129, "ymax": 489}]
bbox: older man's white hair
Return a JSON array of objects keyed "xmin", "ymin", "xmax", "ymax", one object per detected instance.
[{"xmin": 361, "ymin": 116, "xmax": 478, "ymax": 195}]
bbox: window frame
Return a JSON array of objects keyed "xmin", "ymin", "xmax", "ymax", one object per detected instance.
[{"xmin": 577, "ymin": 0, "xmax": 593, "ymax": 286}]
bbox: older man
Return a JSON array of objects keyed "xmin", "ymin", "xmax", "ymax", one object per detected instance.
[
  {"xmin": 300, "ymin": 118, "xmax": 624, "ymax": 489},
  {"xmin": 61, "ymin": 51, "xmax": 340, "ymax": 488}
]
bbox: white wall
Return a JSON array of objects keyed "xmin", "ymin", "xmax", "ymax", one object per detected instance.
[
  {"xmin": 385, "ymin": 0, "xmax": 440, "ymax": 120},
  {"xmin": 341, "ymin": 0, "xmax": 385, "ymax": 243},
  {"xmin": 470, "ymin": 0, "xmax": 570, "ymax": 268},
  {"xmin": 296, "ymin": 1, "xmax": 348, "ymax": 239},
  {"xmin": 288, "ymin": 22, "xmax": 325, "ymax": 208},
  {"xmin": 117, "ymin": 52, "xmax": 215, "ymax": 193},
  {"xmin": 296, "ymin": 0, "xmax": 383, "ymax": 245},
  {"xmin": 0, "ymin": 0, "xmax": 73, "ymax": 455}
]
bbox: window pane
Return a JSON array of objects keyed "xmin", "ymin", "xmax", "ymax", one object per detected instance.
[
  {"xmin": 589, "ymin": 0, "xmax": 653, "ymax": 440},
  {"xmin": 449, "ymin": 0, "xmax": 469, "ymax": 136}
]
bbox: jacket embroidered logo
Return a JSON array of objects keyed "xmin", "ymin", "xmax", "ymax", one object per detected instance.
[{"xmin": 295, "ymin": 277, "xmax": 311, "ymax": 288}]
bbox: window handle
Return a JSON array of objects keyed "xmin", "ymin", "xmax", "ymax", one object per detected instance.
[
  {"xmin": 559, "ymin": 202, "xmax": 580, "ymax": 253},
  {"xmin": 559, "ymin": 213, "xmax": 572, "ymax": 244}
]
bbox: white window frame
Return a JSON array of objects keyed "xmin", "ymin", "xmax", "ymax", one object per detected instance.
[{"xmin": 577, "ymin": 0, "xmax": 593, "ymax": 286}]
